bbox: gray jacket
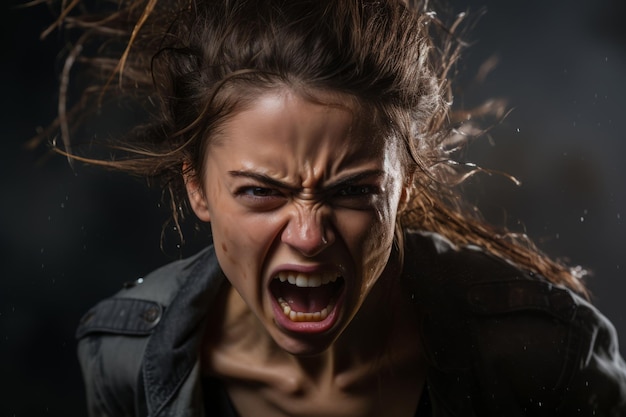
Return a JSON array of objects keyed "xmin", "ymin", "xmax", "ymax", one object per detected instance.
[{"xmin": 76, "ymin": 231, "xmax": 626, "ymax": 416}]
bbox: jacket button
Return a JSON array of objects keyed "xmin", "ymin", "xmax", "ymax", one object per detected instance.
[
  {"xmin": 142, "ymin": 307, "xmax": 160, "ymax": 323},
  {"xmin": 123, "ymin": 277, "xmax": 145, "ymax": 289},
  {"xmin": 80, "ymin": 312, "xmax": 95, "ymax": 325}
]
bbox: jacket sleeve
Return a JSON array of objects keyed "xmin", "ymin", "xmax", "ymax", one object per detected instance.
[
  {"xmin": 555, "ymin": 296, "xmax": 626, "ymax": 416},
  {"xmin": 410, "ymin": 242, "xmax": 626, "ymax": 416},
  {"xmin": 463, "ymin": 280, "xmax": 626, "ymax": 416},
  {"xmin": 422, "ymin": 279, "xmax": 626, "ymax": 417}
]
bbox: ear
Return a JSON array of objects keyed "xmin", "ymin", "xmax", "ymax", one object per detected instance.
[{"xmin": 183, "ymin": 162, "xmax": 211, "ymax": 222}]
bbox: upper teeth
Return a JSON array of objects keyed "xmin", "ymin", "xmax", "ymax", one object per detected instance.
[{"xmin": 275, "ymin": 271, "xmax": 338, "ymax": 288}]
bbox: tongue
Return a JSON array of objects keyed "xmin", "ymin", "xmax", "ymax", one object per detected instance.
[{"xmin": 281, "ymin": 284, "xmax": 334, "ymax": 313}]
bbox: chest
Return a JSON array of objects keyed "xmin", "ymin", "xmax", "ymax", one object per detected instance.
[
  {"xmin": 205, "ymin": 366, "xmax": 425, "ymax": 417},
  {"xmin": 201, "ymin": 338, "xmax": 426, "ymax": 417}
]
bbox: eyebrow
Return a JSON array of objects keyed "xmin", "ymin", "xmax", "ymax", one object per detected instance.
[
  {"xmin": 228, "ymin": 171, "xmax": 299, "ymax": 192},
  {"xmin": 227, "ymin": 169, "xmax": 385, "ymax": 192}
]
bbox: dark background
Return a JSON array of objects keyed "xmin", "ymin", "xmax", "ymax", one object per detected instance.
[{"xmin": 1, "ymin": 0, "xmax": 625, "ymax": 415}]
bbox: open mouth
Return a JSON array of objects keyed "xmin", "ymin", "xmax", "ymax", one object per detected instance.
[{"xmin": 269, "ymin": 271, "xmax": 345, "ymax": 323}]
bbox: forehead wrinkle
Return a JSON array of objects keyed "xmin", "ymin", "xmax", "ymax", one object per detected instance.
[
  {"xmin": 297, "ymin": 113, "xmax": 362, "ymax": 190},
  {"xmin": 214, "ymin": 89, "xmax": 386, "ymax": 191}
]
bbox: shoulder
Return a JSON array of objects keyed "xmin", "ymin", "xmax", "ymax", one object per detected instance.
[
  {"xmin": 75, "ymin": 246, "xmax": 220, "ymax": 416},
  {"xmin": 76, "ymin": 246, "xmax": 216, "ymax": 339},
  {"xmin": 404, "ymin": 230, "xmax": 626, "ymax": 415}
]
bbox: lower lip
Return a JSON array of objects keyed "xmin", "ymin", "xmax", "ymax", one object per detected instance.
[{"xmin": 270, "ymin": 286, "xmax": 346, "ymax": 334}]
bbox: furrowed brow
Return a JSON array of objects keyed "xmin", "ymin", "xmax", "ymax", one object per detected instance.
[
  {"xmin": 228, "ymin": 170, "xmax": 299, "ymax": 192},
  {"xmin": 324, "ymin": 170, "xmax": 385, "ymax": 190},
  {"xmin": 228, "ymin": 169, "xmax": 386, "ymax": 193}
]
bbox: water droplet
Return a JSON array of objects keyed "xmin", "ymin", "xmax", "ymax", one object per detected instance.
[
  {"xmin": 516, "ymin": 128, "xmax": 520, "ymax": 133},
  {"xmin": 580, "ymin": 217, "xmax": 585, "ymax": 222},
  {"xmin": 60, "ymin": 203, "xmax": 65, "ymax": 208}
]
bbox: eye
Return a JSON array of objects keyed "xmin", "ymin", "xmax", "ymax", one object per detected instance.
[
  {"xmin": 336, "ymin": 185, "xmax": 376, "ymax": 197},
  {"xmin": 234, "ymin": 186, "xmax": 287, "ymax": 210},
  {"xmin": 331, "ymin": 184, "xmax": 380, "ymax": 210},
  {"xmin": 242, "ymin": 187, "xmax": 281, "ymax": 197}
]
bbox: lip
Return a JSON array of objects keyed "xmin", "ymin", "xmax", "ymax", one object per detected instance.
[
  {"xmin": 270, "ymin": 282, "xmax": 346, "ymax": 334},
  {"xmin": 267, "ymin": 263, "xmax": 347, "ymax": 334}
]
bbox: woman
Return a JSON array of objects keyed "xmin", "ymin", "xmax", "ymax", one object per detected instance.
[{"xmin": 39, "ymin": 0, "xmax": 625, "ymax": 415}]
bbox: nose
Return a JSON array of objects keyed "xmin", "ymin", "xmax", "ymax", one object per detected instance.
[{"xmin": 281, "ymin": 204, "xmax": 335, "ymax": 257}]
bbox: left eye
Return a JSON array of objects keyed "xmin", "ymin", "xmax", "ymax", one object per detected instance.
[{"xmin": 337, "ymin": 185, "xmax": 375, "ymax": 197}]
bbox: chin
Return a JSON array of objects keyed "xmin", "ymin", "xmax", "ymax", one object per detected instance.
[{"xmin": 271, "ymin": 327, "xmax": 340, "ymax": 357}]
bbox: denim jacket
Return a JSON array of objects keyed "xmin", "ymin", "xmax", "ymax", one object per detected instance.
[{"xmin": 76, "ymin": 231, "xmax": 626, "ymax": 416}]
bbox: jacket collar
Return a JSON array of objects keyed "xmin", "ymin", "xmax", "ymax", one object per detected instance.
[{"xmin": 142, "ymin": 246, "xmax": 226, "ymax": 417}]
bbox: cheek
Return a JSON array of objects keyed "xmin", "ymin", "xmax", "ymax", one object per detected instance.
[
  {"xmin": 339, "ymin": 206, "xmax": 396, "ymax": 263},
  {"xmin": 203, "ymin": 177, "xmax": 254, "ymax": 273},
  {"xmin": 211, "ymin": 210, "xmax": 282, "ymax": 283},
  {"xmin": 210, "ymin": 215, "xmax": 241, "ymax": 278},
  {"xmin": 339, "ymin": 185, "xmax": 402, "ymax": 284}
]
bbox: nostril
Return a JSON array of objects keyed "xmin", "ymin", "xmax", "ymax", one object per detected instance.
[{"xmin": 281, "ymin": 225, "xmax": 331, "ymax": 256}]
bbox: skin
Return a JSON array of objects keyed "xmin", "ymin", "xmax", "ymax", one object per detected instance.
[{"xmin": 186, "ymin": 89, "xmax": 425, "ymax": 416}]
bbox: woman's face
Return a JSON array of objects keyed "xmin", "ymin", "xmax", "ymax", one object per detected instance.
[{"xmin": 187, "ymin": 90, "xmax": 410, "ymax": 356}]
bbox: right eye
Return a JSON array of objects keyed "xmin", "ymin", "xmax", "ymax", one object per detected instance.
[
  {"xmin": 242, "ymin": 187, "xmax": 281, "ymax": 197},
  {"xmin": 234, "ymin": 186, "xmax": 287, "ymax": 210}
]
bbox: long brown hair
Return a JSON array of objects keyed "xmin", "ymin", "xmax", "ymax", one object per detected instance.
[{"xmin": 32, "ymin": 0, "xmax": 588, "ymax": 295}]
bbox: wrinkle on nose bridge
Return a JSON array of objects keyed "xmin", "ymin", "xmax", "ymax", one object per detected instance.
[
  {"xmin": 282, "ymin": 199, "xmax": 333, "ymax": 254},
  {"xmin": 294, "ymin": 199, "xmax": 326, "ymax": 237}
]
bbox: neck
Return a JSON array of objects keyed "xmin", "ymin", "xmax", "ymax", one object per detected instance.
[
  {"xmin": 202, "ymin": 253, "xmax": 420, "ymax": 388},
  {"xmin": 282, "ymin": 254, "xmax": 416, "ymax": 382}
]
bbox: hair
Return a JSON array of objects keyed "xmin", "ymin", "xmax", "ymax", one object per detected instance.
[{"xmin": 33, "ymin": 0, "xmax": 588, "ymax": 295}]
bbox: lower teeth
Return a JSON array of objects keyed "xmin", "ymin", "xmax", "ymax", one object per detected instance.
[{"xmin": 277, "ymin": 297, "xmax": 334, "ymax": 322}]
